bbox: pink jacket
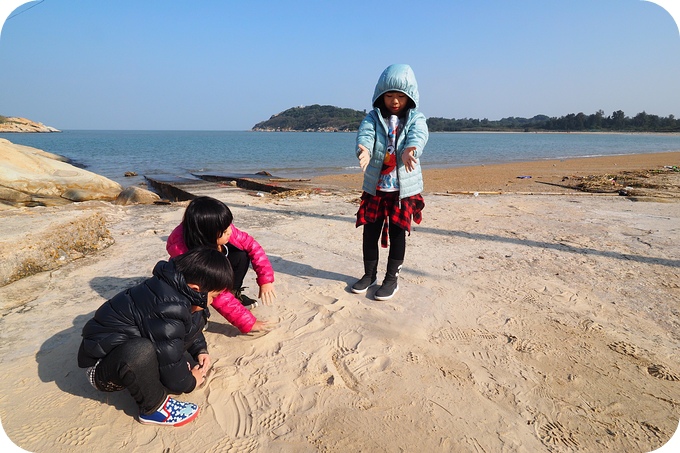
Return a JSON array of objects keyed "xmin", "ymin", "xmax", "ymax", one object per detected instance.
[{"xmin": 166, "ymin": 223, "xmax": 275, "ymax": 333}]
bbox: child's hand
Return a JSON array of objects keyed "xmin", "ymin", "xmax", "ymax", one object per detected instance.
[
  {"xmin": 357, "ymin": 144, "xmax": 370, "ymax": 172},
  {"xmin": 189, "ymin": 363, "xmax": 206, "ymax": 387},
  {"xmin": 259, "ymin": 282, "xmax": 276, "ymax": 305},
  {"xmin": 250, "ymin": 320, "xmax": 274, "ymax": 332},
  {"xmin": 197, "ymin": 353, "xmax": 211, "ymax": 373},
  {"xmin": 403, "ymin": 147, "xmax": 418, "ymax": 172}
]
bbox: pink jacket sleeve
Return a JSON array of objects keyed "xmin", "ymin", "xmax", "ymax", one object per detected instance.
[
  {"xmin": 228, "ymin": 226, "xmax": 275, "ymax": 286},
  {"xmin": 211, "ymin": 291, "xmax": 256, "ymax": 334}
]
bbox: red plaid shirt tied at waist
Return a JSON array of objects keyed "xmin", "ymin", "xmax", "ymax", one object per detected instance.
[{"xmin": 356, "ymin": 191, "xmax": 424, "ymax": 248}]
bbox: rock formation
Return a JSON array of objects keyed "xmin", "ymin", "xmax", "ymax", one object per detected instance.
[
  {"xmin": 113, "ymin": 186, "xmax": 161, "ymax": 205},
  {"xmin": 0, "ymin": 138, "xmax": 123, "ymax": 208},
  {"xmin": 0, "ymin": 116, "xmax": 60, "ymax": 133},
  {"xmin": 0, "ymin": 207, "xmax": 113, "ymax": 288}
]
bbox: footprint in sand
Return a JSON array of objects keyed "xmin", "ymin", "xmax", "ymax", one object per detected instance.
[
  {"xmin": 326, "ymin": 329, "xmax": 391, "ymax": 393},
  {"xmin": 406, "ymin": 351, "xmax": 422, "ymax": 364},
  {"xmin": 259, "ymin": 409, "xmax": 287, "ymax": 431},
  {"xmin": 207, "ymin": 436, "xmax": 259, "ymax": 453},
  {"xmin": 55, "ymin": 426, "xmax": 94, "ymax": 447},
  {"xmin": 10, "ymin": 419, "xmax": 55, "ymax": 451},
  {"xmin": 579, "ymin": 319, "xmax": 604, "ymax": 333},
  {"xmin": 519, "ymin": 292, "xmax": 540, "ymax": 307},
  {"xmin": 508, "ymin": 336, "xmax": 542, "ymax": 354},
  {"xmin": 431, "ymin": 327, "xmax": 498, "ymax": 344},
  {"xmin": 537, "ymin": 420, "xmax": 580, "ymax": 450},
  {"xmin": 647, "ymin": 364, "xmax": 680, "ymax": 381},
  {"xmin": 331, "ymin": 349, "xmax": 361, "ymax": 392},
  {"xmin": 608, "ymin": 341, "xmax": 641, "ymax": 358}
]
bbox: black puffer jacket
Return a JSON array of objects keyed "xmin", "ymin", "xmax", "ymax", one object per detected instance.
[{"xmin": 78, "ymin": 259, "xmax": 209, "ymax": 394}]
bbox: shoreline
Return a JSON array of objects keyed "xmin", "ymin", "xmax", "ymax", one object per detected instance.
[
  {"xmin": 2, "ymin": 132, "xmax": 678, "ymax": 190},
  {"xmin": 312, "ymin": 150, "xmax": 680, "ymax": 195}
]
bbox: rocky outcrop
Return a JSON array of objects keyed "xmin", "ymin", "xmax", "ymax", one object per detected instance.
[
  {"xmin": 0, "ymin": 207, "xmax": 113, "ymax": 288},
  {"xmin": 113, "ymin": 186, "xmax": 161, "ymax": 205},
  {"xmin": 0, "ymin": 138, "xmax": 123, "ymax": 208},
  {"xmin": 0, "ymin": 116, "xmax": 60, "ymax": 133}
]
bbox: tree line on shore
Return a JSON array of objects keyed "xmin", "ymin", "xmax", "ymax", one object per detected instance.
[
  {"xmin": 428, "ymin": 110, "xmax": 680, "ymax": 133},
  {"xmin": 252, "ymin": 105, "xmax": 680, "ymax": 133}
]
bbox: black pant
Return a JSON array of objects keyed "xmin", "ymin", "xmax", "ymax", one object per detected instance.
[
  {"xmin": 94, "ymin": 337, "xmax": 167, "ymax": 415},
  {"xmin": 362, "ymin": 219, "xmax": 406, "ymax": 262},
  {"xmin": 226, "ymin": 243, "xmax": 250, "ymax": 290}
]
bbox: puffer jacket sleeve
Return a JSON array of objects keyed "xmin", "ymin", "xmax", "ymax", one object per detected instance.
[
  {"xmin": 166, "ymin": 223, "xmax": 188, "ymax": 258},
  {"xmin": 357, "ymin": 110, "xmax": 385, "ymax": 196},
  {"xmin": 402, "ymin": 111, "xmax": 429, "ymax": 159},
  {"xmin": 211, "ymin": 290, "xmax": 256, "ymax": 333},
  {"xmin": 356, "ymin": 111, "xmax": 378, "ymax": 156},
  {"xmin": 229, "ymin": 226, "xmax": 274, "ymax": 286},
  {"xmin": 185, "ymin": 326, "xmax": 208, "ymax": 359},
  {"xmin": 157, "ymin": 326, "xmax": 197, "ymax": 394}
]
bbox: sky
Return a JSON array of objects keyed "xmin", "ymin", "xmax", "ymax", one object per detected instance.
[{"xmin": 0, "ymin": 0, "xmax": 679, "ymax": 131}]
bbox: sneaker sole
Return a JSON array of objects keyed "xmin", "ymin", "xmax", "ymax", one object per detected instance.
[
  {"xmin": 139, "ymin": 407, "xmax": 200, "ymax": 427},
  {"xmin": 374, "ymin": 285, "xmax": 399, "ymax": 301},
  {"xmin": 351, "ymin": 279, "xmax": 377, "ymax": 294}
]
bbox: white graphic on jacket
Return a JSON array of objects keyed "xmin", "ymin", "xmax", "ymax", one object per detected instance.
[{"xmin": 377, "ymin": 115, "xmax": 401, "ymax": 191}]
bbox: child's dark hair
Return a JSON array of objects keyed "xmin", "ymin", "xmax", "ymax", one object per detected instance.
[
  {"xmin": 183, "ymin": 196, "xmax": 234, "ymax": 250},
  {"xmin": 173, "ymin": 246, "xmax": 234, "ymax": 293}
]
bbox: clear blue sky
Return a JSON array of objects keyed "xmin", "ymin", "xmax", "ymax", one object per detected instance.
[{"xmin": 0, "ymin": 0, "xmax": 679, "ymax": 130}]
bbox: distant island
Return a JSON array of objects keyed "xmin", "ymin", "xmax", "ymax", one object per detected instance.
[
  {"xmin": 252, "ymin": 105, "xmax": 366, "ymax": 132},
  {"xmin": 253, "ymin": 105, "xmax": 680, "ymax": 133},
  {"xmin": 0, "ymin": 116, "xmax": 60, "ymax": 133}
]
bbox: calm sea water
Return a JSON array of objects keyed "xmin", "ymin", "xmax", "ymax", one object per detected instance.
[{"xmin": 2, "ymin": 130, "xmax": 679, "ymax": 187}]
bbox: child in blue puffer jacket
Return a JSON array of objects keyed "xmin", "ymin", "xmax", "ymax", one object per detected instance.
[{"xmin": 352, "ymin": 64, "xmax": 429, "ymax": 300}]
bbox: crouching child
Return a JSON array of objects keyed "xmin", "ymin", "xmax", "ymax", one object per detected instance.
[{"xmin": 77, "ymin": 246, "xmax": 233, "ymax": 426}]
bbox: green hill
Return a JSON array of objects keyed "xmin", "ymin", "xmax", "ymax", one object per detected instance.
[{"xmin": 252, "ymin": 105, "xmax": 366, "ymax": 132}]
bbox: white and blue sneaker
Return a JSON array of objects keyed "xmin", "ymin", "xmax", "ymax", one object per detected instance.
[{"xmin": 139, "ymin": 396, "xmax": 199, "ymax": 427}]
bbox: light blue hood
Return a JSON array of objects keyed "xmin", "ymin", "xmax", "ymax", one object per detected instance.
[{"xmin": 371, "ymin": 64, "xmax": 420, "ymax": 109}]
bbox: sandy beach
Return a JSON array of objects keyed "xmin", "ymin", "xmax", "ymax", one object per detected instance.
[{"xmin": 1, "ymin": 153, "xmax": 679, "ymax": 452}]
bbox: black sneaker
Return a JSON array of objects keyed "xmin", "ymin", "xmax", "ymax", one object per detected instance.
[
  {"xmin": 374, "ymin": 279, "xmax": 399, "ymax": 301},
  {"xmin": 235, "ymin": 288, "xmax": 258, "ymax": 309},
  {"xmin": 351, "ymin": 275, "xmax": 377, "ymax": 294}
]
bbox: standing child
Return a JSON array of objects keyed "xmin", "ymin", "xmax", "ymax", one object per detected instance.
[
  {"xmin": 352, "ymin": 63, "xmax": 429, "ymax": 300},
  {"xmin": 78, "ymin": 247, "xmax": 232, "ymax": 426},
  {"xmin": 167, "ymin": 196, "xmax": 275, "ymax": 334}
]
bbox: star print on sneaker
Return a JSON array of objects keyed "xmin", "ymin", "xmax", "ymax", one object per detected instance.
[{"xmin": 138, "ymin": 396, "xmax": 199, "ymax": 427}]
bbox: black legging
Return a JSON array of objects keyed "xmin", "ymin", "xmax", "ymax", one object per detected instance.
[
  {"xmin": 362, "ymin": 219, "xmax": 406, "ymax": 262},
  {"xmin": 226, "ymin": 244, "xmax": 250, "ymax": 290},
  {"xmin": 94, "ymin": 337, "xmax": 167, "ymax": 415}
]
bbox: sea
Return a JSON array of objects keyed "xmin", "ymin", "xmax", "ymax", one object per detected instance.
[{"xmin": 2, "ymin": 130, "xmax": 679, "ymax": 188}]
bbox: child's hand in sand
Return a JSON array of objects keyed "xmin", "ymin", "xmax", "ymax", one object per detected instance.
[
  {"xmin": 403, "ymin": 147, "xmax": 418, "ymax": 172},
  {"xmin": 189, "ymin": 363, "xmax": 206, "ymax": 387},
  {"xmin": 259, "ymin": 282, "xmax": 276, "ymax": 305},
  {"xmin": 357, "ymin": 144, "xmax": 370, "ymax": 172},
  {"xmin": 197, "ymin": 353, "xmax": 211, "ymax": 373},
  {"xmin": 251, "ymin": 320, "xmax": 274, "ymax": 332}
]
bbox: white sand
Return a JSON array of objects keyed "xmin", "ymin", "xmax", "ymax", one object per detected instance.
[{"xmin": 0, "ymin": 183, "xmax": 679, "ymax": 452}]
